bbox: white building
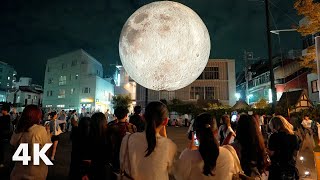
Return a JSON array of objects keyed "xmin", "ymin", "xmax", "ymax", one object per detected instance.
[
  {"xmin": 7, "ymin": 77, "xmax": 43, "ymax": 111},
  {"xmin": 42, "ymin": 49, "xmax": 114, "ymax": 113},
  {"xmin": 114, "ymin": 66, "xmax": 136, "ymax": 101},
  {"xmin": 136, "ymin": 59, "xmax": 236, "ymax": 107}
]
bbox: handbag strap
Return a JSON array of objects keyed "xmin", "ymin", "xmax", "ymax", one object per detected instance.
[
  {"xmin": 224, "ymin": 145, "xmax": 243, "ymax": 173},
  {"xmin": 121, "ymin": 133, "xmax": 133, "ymax": 178}
]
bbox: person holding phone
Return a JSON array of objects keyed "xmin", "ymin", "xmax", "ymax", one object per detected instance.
[{"xmin": 174, "ymin": 113, "xmax": 240, "ymax": 180}]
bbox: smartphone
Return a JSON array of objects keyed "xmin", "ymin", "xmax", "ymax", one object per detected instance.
[{"xmin": 193, "ymin": 131, "xmax": 200, "ymax": 147}]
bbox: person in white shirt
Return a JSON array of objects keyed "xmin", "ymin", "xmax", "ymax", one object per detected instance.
[
  {"xmin": 217, "ymin": 115, "xmax": 236, "ymax": 145},
  {"xmin": 301, "ymin": 115, "xmax": 312, "ymax": 129},
  {"xmin": 10, "ymin": 105, "xmax": 51, "ymax": 180},
  {"xmin": 301, "ymin": 115, "xmax": 315, "ymax": 150},
  {"xmin": 173, "ymin": 113, "xmax": 241, "ymax": 180},
  {"xmin": 120, "ymin": 101, "xmax": 177, "ymax": 180}
]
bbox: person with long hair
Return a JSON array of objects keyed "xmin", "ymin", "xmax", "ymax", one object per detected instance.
[
  {"xmin": 119, "ymin": 101, "xmax": 177, "ymax": 180},
  {"xmin": 217, "ymin": 114, "xmax": 236, "ymax": 145},
  {"xmin": 268, "ymin": 115, "xmax": 300, "ymax": 180},
  {"xmin": 174, "ymin": 113, "xmax": 240, "ymax": 180},
  {"xmin": 81, "ymin": 112, "xmax": 109, "ymax": 180},
  {"xmin": 10, "ymin": 105, "xmax": 51, "ymax": 180},
  {"xmin": 68, "ymin": 117, "xmax": 91, "ymax": 180},
  {"xmin": 232, "ymin": 114, "xmax": 268, "ymax": 177}
]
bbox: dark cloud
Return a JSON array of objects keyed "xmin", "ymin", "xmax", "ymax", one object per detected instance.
[{"xmin": 0, "ymin": 0, "xmax": 301, "ymax": 84}]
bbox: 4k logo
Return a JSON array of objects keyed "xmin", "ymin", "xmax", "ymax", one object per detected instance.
[{"xmin": 12, "ymin": 143, "xmax": 53, "ymax": 165}]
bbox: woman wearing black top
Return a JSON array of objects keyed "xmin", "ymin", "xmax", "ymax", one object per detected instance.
[{"xmin": 268, "ymin": 115, "xmax": 300, "ymax": 180}]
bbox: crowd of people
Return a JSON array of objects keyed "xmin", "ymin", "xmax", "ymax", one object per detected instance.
[{"xmin": 0, "ymin": 101, "xmax": 318, "ymax": 180}]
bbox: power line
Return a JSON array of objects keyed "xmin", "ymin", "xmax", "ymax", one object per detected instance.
[{"xmin": 268, "ymin": 0, "xmax": 299, "ymax": 26}]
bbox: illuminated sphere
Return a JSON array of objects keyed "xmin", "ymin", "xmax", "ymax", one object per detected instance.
[{"xmin": 119, "ymin": 1, "xmax": 210, "ymax": 91}]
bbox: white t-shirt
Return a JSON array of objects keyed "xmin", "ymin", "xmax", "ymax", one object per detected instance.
[
  {"xmin": 10, "ymin": 125, "xmax": 51, "ymax": 180},
  {"xmin": 218, "ymin": 125, "xmax": 235, "ymax": 144},
  {"xmin": 173, "ymin": 146, "xmax": 239, "ymax": 180},
  {"xmin": 301, "ymin": 119, "xmax": 312, "ymax": 129},
  {"xmin": 120, "ymin": 132, "xmax": 177, "ymax": 180}
]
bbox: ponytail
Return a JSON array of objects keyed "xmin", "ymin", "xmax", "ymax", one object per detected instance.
[
  {"xmin": 145, "ymin": 119, "xmax": 157, "ymax": 157},
  {"xmin": 144, "ymin": 101, "xmax": 168, "ymax": 157},
  {"xmin": 194, "ymin": 113, "xmax": 220, "ymax": 176}
]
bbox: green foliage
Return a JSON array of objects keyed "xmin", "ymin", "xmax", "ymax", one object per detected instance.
[{"xmin": 111, "ymin": 95, "xmax": 132, "ymax": 109}]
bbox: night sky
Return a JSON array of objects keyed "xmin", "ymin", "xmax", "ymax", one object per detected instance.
[{"xmin": 0, "ymin": 0, "xmax": 302, "ymax": 85}]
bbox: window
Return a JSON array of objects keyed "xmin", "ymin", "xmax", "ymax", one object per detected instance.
[
  {"xmin": 62, "ymin": 63, "xmax": 65, "ymax": 69},
  {"xmin": 28, "ymin": 95, "xmax": 31, "ymax": 99},
  {"xmin": 190, "ymin": 86, "xmax": 215, "ymax": 100},
  {"xmin": 108, "ymin": 93, "xmax": 112, "ymax": 101},
  {"xmin": 58, "ymin": 89, "xmax": 66, "ymax": 98},
  {"xmin": 47, "ymin": 66, "xmax": 50, "ymax": 72},
  {"xmin": 71, "ymin": 60, "xmax": 77, "ymax": 66},
  {"xmin": 59, "ymin": 76, "xmax": 67, "ymax": 85},
  {"xmin": 205, "ymin": 87, "xmax": 215, "ymax": 99},
  {"xmin": 311, "ymin": 80, "xmax": 318, "ymax": 93},
  {"xmin": 71, "ymin": 88, "xmax": 75, "ymax": 94},
  {"xmin": 8, "ymin": 77, "xmax": 10, "ymax": 80},
  {"xmin": 34, "ymin": 96, "xmax": 37, "ymax": 100},
  {"xmin": 190, "ymin": 87, "xmax": 205, "ymax": 100},
  {"xmin": 57, "ymin": 104, "xmax": 65, "ymax": 108},
  {"xmin": 75, "ymin": 74, "xmax": 79, "ymax": 80},
  {"xmin": 204, "ymin": 67, "xmax": 214, "ymax": 79},
  {"xmin": 83, "ymin": 87, "xmax": 90, "ymax": 93},
  {"xmin": 48, "ymin": 78, "xmax": 53, "ymax": 84},
  {"xmin": 47, "ymin": 91, "xmax": 53, "ymax": 97},
  {"xmin": 213, "ymin": 67, "xmax": 219, "ymax": 79}
]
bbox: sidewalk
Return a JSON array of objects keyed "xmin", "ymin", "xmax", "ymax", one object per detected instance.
[{"xmin": 297, "ymin": 149, "xmax": 317, "ymax": 180}]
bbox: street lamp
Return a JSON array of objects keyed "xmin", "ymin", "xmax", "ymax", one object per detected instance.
[
  {"xmin": 270, "ymin": 29, "xmax": 297, "ymax": 35},
  {"xmin": 235, "ymin": 93, "xmax": 241, "ymax": 101}
]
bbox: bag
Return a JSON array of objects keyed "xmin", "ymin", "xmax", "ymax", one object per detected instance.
[
  {"xmin": 114, "ymin": 133, "xmax": 134, "ymax": 180},
  {"xmin": 223, "ymin": 145, "xmax": 257, "ymax": 180}
]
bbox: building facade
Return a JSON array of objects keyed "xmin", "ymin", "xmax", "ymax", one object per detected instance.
[
  {"xmin": 42, "ymin": 49, "xmax": 114, "ymax": 112},
  {"xmin": 300, "ymin": 17, "xmax": 320, "ymax": 104},
  {"xmin": 0, "ymin": 61, "xmax": 17, "ymax": 102},
  {"xmin": 236, "ymin": 54, "xmax": 309, "ymax": 105},
  {"xmin": 7, "ymin": 77, "xmax": 43, "ymax": 112},
  {"xmin": 136, "ymin": 59, "xmax": 236, "ymax": 106}
]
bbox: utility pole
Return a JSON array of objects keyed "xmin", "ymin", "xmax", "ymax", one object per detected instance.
[
  {"xmin": 244, "ymin": 50, "xmax": 249, "ymax": 104},
  {"xmin": 244, "ymin": 51, "xmax": 256, "ymax": 104},
  {"xmin": 265, "ymin": 0, "xmax": 277, "ymax": 113},
  {"xmin": 316, "ymin": 36, "xmax": 320, "ymax": 102},
  {"xmin": 145, "ymin": 88, "xmax": 148, "ymax": 108}
]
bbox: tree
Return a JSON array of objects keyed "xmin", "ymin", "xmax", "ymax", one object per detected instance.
[
  {"xmin": 111, "ymin": 95, "xmax": 132, "ymax": 109},
  {"xmin": 294, "ymin": 0, "xmax": 320, "ymax": 70}
]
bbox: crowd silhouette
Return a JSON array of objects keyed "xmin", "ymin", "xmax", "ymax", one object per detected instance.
[{"xmin": 0, "ymin": 101, "xmax": 317, "ymax": 180}]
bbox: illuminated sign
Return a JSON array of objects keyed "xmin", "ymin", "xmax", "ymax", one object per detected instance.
[{"xmin": 81, "ymin": 98, "xmax": 94, "ymax": 103}]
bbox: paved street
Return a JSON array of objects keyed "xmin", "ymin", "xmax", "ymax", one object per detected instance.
[{"xmin": 0, "ymin": 126, "xmax": 317, "ymax": 179}]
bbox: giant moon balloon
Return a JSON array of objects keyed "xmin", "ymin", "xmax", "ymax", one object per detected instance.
[{"xmin": 119, "ymin": 1, "xmax": 210, "ymax": 91}]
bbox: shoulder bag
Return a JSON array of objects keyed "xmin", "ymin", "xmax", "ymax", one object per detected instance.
[
  {"xmin": 118, "ymin": 133, "xmax": 134, "ymax": 180},
  {"xmin": 224, "ymin": 145, "xmax": 257, "ymax": 180}
]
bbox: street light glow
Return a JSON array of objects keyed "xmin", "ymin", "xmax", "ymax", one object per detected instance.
[{"xmin": 235, "ymin": 93, "xmax": 241, "ymax": 100}]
